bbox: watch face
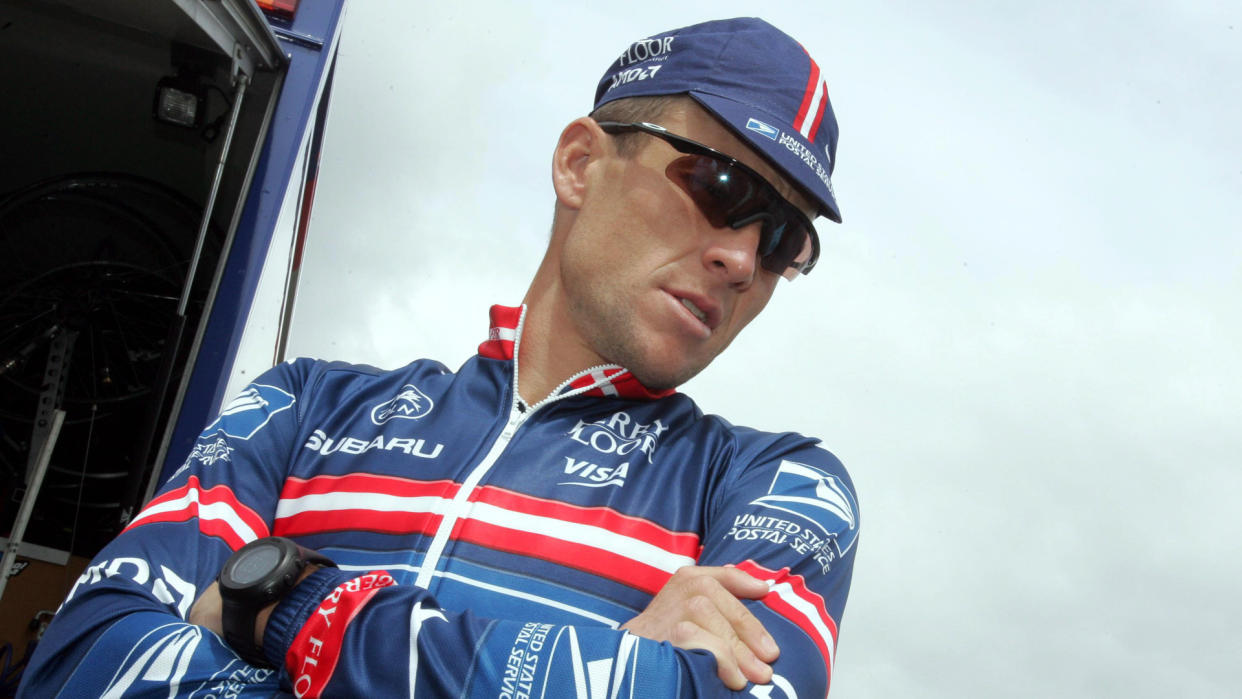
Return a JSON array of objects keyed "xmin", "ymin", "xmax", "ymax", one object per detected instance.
[{"xmin": 232, "ymin": 545, "xmax": 282, "ymax": 585}]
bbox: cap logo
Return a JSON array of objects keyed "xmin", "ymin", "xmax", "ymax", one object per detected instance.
[
  {"xmin": 607, "ymin": 64, "xmax": 664, "ymax": 92},
  {"xmin": 616, "ymin": 36, "xmax": 675, "ymax": 67},
  {"xmin": 746, "ymin": 118, "xmax": 780, "ymax": 141},
  {"xmin": 593, "ymin": 19, "xmax": 842, "ymax": 220},
  {"xmin": 778, "ymin": 131, "xmax": 833, "ymax": 191}
]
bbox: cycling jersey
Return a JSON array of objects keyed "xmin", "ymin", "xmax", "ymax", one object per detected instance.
[{"xmin": 21, "ymin": 304, "xmax": 859, "ymax": 698}]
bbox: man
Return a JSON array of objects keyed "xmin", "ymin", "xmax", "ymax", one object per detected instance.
[{"xmin": 21, "ymin": 17, "xmax": 858, "ymax": 697}]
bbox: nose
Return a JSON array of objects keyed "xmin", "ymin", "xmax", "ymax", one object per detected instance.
[{"xmin": 703, "ymin": 220, "xmax": 762, "ymax": 288}]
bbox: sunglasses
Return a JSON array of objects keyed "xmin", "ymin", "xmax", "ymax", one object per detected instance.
[{"xmin": 596, "ymin": 121, "xmax": 820, "ymax": 279}]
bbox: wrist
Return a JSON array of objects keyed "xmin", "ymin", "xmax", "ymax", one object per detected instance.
[
  {"xmin": 253, "ymin": 563, "xmax": 323, "ymax": 646},
  {"xmin": 262, "ymin": 565, "xmax": 351, "ymax": 671},
  {"xmin": 218, "ymin": 537, "xmax": 336, "ymax": 667}
]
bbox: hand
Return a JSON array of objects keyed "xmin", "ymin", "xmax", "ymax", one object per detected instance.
[
  {"xmin": 188, "ymin": 581, "xmax": 223, "ymax": 635},
  {"xmin": 620, "ymin": 565, "xmax": 779, "ymax": 690},
  {"xmin": 189, "ymin": 565, "xmax": 320, "ymax": 646}
]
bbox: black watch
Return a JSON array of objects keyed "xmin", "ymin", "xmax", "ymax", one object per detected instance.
[{"xmin": 218, "ymin": 536, "xmax": 336, "ymax": 667}]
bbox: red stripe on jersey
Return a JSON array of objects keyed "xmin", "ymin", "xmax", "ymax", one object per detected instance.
[
  {"xmin": 608, "ymin": 371, "xmax": 675, "ymax": 400},
  {"xmin": 275, "ymin": 507, "xmax": 444, "ymax": 538},
  {"xmin": 280, "ymin": 473, "xmax": 460, "ymax": 500},
  {"xmin": 568, "ymin": 368, "xmax": 675, "ymax": 401},
  {"xmin": 286, "ymin": 571, "xmax": 396, "ymax": 697},
  {"xmin": 453, "ymin": 517, "xmax": 676, "ymax": 595},
  {"xmin": 477, "ymin": 304, "xmax": 674, "ymax": 400},
  {"xmin": 477, "ymin": 304, "xmax": 523, "ymax": 359},
  {"xmin": 473, "ymin": 485, "xmax": 700, "ymax": 557},
  {"xmin": 569, "ymin": 368, "xmax": 624, "ymax": 396},
  {"xmin": 270, "ymin": 475, "xmax": 698, "ymax": 594},
  {"xmin": 734, "ymin": 560, "xmax": 838, "ymax": 689},
  {"xmin": 124, "ymin": 476, "xmax": 269, "ymax": 550},
  {"xmin": 274, "ymin": 474, "xmax": 457, "ymax": 537}
]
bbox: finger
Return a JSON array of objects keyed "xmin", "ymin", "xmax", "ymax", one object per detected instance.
[
  {"xmin": 669, "ymin": 620, "xmax": 749, "ymax": 691},
  {"xmin": 711, "ymin": 566, "xmax": 772, "ymax": 599},
  {"xmin": 716, "ymin": 592, "xmax": 780, "ymax": 663},
  {"xmin": 683, "ymin": 574, "xmax": 780, "ymax": 663},
  {"xmin": 680, "ymin": 593, "xmax": 773, "ymax": 685}
]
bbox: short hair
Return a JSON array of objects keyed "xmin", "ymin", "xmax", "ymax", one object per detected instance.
[
  {"xmin": 550, "ymin": 95, "xmax": 688, "ymax": 236},
  {"xmin": 589, "ymin": 94, "xmax": 685, "ymax": 156}
]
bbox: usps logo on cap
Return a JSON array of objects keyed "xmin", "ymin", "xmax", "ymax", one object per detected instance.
[{"xmin": 746, "ymin": 118, "xmax": 780, "ymax": 141}]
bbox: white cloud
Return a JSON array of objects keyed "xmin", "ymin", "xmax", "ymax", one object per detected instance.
[{"xmin": 287, "ymin": 2, "xmax": 1242, "ymax": 696}]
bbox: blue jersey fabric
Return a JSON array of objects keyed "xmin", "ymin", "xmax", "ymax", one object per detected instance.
[{"xmin": 21, "ymin": 305, "xmax": 858, "ymax": 698}]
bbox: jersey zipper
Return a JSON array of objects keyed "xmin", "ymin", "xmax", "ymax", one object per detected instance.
[
  {"xmin": 413, "ymin": 398, "xmax": 529, "ymax": 589},
  {"xmin": 413, "ymin": 306, "xmax": 624, "ymax": 590}
]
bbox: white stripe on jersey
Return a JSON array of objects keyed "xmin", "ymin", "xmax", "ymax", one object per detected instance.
[
  {"xmin": 278, "ymin": 492, "xmax": 693, "ymax": 571},
  {"xmin": 132, "ymin": 489, "xmax": 261, "ymax": 544},
  {"xmin": 770, "ymin": 580, "xmax": 836, "ymax": 668},
  {"xmin": 334, "ymin": 563, "xmax": 622, "ymax": 627},
  {"xmin": 275, "ymin": 491, "xmax": 454, "ymax": 518},
  {"xmin": 467, "ymin": 501, "xmax": 695, "ymax": 572}
]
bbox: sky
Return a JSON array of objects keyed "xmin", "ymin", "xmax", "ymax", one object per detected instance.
[{"xmin": 286, "ymin": 2, "xmax": 1241, "ymax": 696}]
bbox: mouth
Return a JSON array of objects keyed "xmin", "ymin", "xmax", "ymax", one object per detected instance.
[
  {"xmin": 681, "ymin": 297, "xmax": 709, "ymax": 325},
  {"xmin": 669, "ymin": 291, "xmax": 721, "ymax": 332}
]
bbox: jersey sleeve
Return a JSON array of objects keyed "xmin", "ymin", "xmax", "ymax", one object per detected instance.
[
  {"xmin": 259, "ymin": 566, "xmax": 702, "ymax": 698},
  {"xmin": 253, "ymin": 434, "xmax": 858, "ymax": 698},
  {"xmin": 696, "ymin": 432, "xmax": 860, "ymax": 696},
  {"xmin": 23, "ymin": 370, "xmax": 856, "ymax": 698},
  {"xmin": 260, "ymin": 564, "xmax": 776, "ymax": 698},
  {"xmin": 18, "ymin": 359, "xmax": 318, "ymax": 697}
]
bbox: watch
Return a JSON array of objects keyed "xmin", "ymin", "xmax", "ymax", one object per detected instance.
[{"xmin": 218, "ymin": 536, "xmax": 336, "ymax": 667}]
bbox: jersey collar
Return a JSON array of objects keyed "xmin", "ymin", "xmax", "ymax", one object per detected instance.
[{"xmin": 477, "ymin": 304, "xmax": 674, "ymax": 402}]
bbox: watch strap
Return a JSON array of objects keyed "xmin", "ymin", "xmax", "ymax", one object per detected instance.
[
  {"xmin": 221, "ymin": 589, "xmax": 270, "ymax": 667},
  {"xmin": 219, "ymin": 537, "xmax": 337, "ymax": 668}
]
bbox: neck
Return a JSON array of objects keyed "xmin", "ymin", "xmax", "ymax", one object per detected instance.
[{"xmin": 517, "ymin": 276, "xmax": 607, "ymax": 405}]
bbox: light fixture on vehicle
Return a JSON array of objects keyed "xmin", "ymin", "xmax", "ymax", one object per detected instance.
[
  {"xmin": 153, "ymin": 75, "xmax": 205, "ymax": 128},
  {"xmin": 256, "ymin": 0, "xmax": 299, "ymax": 20}
]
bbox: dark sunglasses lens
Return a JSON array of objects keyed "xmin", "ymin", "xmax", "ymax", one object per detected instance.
[
  {"xmin": 666, "ymin": 154, "xmax": 814, "ymax": 277},
  {"xmin": 665, "ymin": 156, "xmax": 762, "ymax": 228},
  {"xmin": 759, "ymin": 218, "xmax": 813, "ymax": 277}
]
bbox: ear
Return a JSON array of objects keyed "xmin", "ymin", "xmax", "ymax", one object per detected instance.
[{"xmin": 551, "ymin": 117, "xmax": 606, "ymax": 211}]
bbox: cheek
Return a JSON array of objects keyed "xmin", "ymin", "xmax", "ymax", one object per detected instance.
[
  {"xmin": 613, "ymin": 167, "xmax": 703, "ymax": 251},
  {"xmin": 727, "ymin": 281, "xmax": 778, "ymax": 335}
]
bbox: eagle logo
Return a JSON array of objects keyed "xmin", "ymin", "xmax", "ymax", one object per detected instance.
[
  {"xmin": 750, "ymin": 459, "xmax": 859, "ymax": 557},
  {"xmin": 371, "ymin": 384, "xmax": 434, "ymax": 424},
  {"xmin": 199, "ymin": 383, "xmax": 295, "ymax": 441}
]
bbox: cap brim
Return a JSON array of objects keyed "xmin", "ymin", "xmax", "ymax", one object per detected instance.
[{"xmin": 688, "ymin": 92, "xmax": 842, "ymax": 224}]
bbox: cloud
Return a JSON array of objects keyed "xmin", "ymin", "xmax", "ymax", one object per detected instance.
[{"xmin": 288, "ymin": 2, "xmax": 1242, "ymax": 696}]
